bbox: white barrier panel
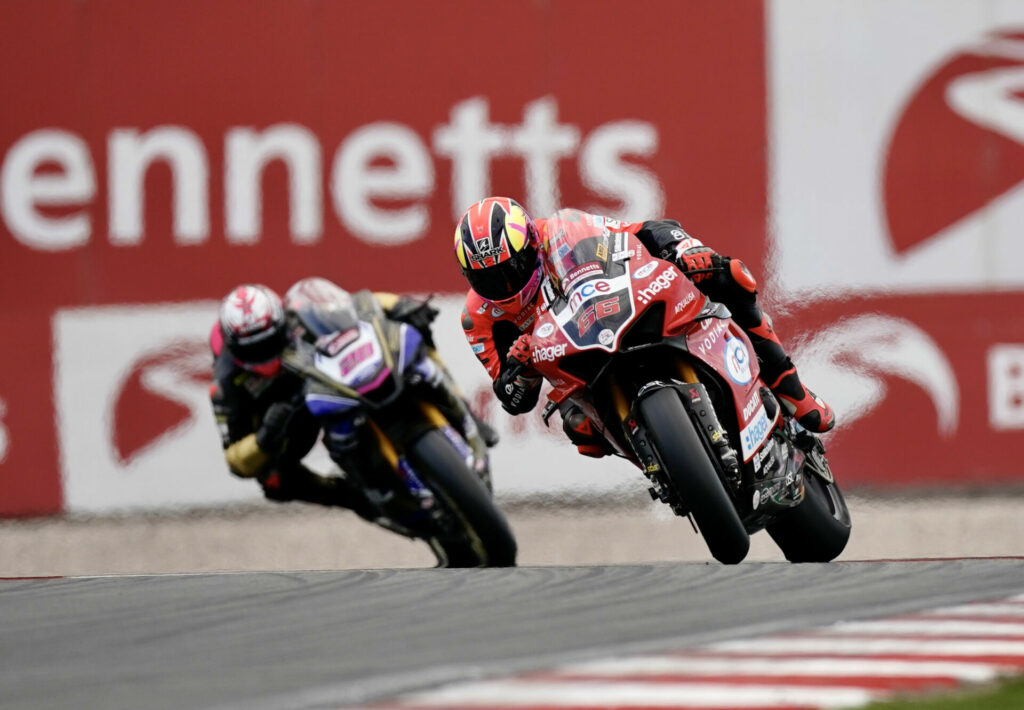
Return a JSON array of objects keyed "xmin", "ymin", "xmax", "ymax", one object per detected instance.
[{"xmin": 54, "ymin": 296, "xmax": 639, "ymax": 514}]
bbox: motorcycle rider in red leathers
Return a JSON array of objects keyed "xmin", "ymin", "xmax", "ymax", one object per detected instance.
[{"xmin": 454, "ymin": 197, "xmax": 835, "ymax": 457}]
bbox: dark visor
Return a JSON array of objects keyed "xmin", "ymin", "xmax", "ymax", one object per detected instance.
[
  {"xmin": 231, "ymin": 327, "xmax": 287, "ymax": 365},
  {"xmin": 466, "ymin": 244, "xmax": 538, "ymax": 302}
]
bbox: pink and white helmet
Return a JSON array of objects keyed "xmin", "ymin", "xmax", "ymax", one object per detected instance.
[{"xmin": 218, "ymin": 284, "xmax": 287, "ymax": 374}]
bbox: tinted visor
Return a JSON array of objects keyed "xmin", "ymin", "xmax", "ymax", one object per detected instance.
[
  {"xmin": 231, "ymin": 326, "xmax": 287, "ymax": 366},
  {"xmin": 465, "ymin": 243, "xmax": 539, "ymax": 302}
]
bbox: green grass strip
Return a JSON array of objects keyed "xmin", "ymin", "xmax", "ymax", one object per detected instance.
[{"xmin": 864, "ymin": 676, "xmax": 1024, "ymax": 709}]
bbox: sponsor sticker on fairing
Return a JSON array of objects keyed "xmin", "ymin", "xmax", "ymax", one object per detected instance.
[
  {"xmin": 633, "ymin": 262, "xmax": 659, "ymax": 279},
  {"xmin": 535, "ymin": 322, "xmax": 555, "ymax": 338},
  {"xmin": 724, "ymin": 336, "xmax": 753, "ymax": 385},
  {"xmin": 315, "ymin": 328, "xmax": 359, "ymax": 356},
  {"xmin": 674, "ymin": 291, "xmax": 696, "ymax": 313},
  {"xmin": 566, "ymin": 278, "xmax": 616, "ymax": 311},
  {"xmin": 740, "ymin": 404, "xmax": 774, "ymax": 460},
  {"xmin": 561, "ymin": 263, "xmax": 604, "ymax": 291},
  {"xmin": 752, "ymin": 438, "xmax": 776, "ymax": 474},
  {"xmin": 635, "ymin": 266, "xmax": 679, "ymax": 304},
  {"xmin": 532, "ymin": 343, "xmax": 567, "ymax": 362},
  {"xmin": 741, "ymin": 389, "xmax": 761, "ymax": 421}
]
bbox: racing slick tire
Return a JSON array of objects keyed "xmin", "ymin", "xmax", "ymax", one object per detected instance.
[
  {"xmin": 639, "ymin": 387, "xmax": 750, "ymax": 564},
  {"xmin": 408, "ymin": 428, "xmax": 518, "ymax": 568}
]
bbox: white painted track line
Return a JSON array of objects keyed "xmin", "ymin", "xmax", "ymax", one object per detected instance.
[
  {"xmin": 712, "ymin": 637, "xmax": 1024, "ymax": 656},
  {"xmin": 556, "ymin": 655, "xmax": 1003, "ymax": 682},
  {"xmin": 823, "ymin": 619, "xmax": 1024, "ymax": 636},
  {"xmin": 367, "ymin": 595, "xmax": 1024, "ymax": 710},
  {"xmin": 394, "ymin": 679, "xmax": 877, "ymax": 708},
  {"xmin": 917, "ymin": 603, "xmax": 1024, "ymax": 617}
]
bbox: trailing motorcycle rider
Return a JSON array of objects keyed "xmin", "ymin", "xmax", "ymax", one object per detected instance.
[
  {"xmin": 282, "ymin": 277, "xmax": 498, "ymax": 492},
  {"xmin": 453, "ymin": 197, "xmax": 835, "ymax": 458},
  {"xmin": 210, "ymin": 281, "xmax": 494, "ymax": 516}
]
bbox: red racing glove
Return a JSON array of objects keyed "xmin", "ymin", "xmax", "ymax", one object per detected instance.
[
  {"xmin": 507, "ymin": 334, "xmax": 532, "ymax": 369},
  {"xmin": 678, "ymin": 246, "xmax": 717, "ymax": 283}
]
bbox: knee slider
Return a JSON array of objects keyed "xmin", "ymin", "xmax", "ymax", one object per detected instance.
[
  {"xmin": 258, "ymin": 470, "xmax": 294, "ymax": 502},
  {"xmin": 561, "ymin": 406, "xmax": 598, "ymax": 445}
]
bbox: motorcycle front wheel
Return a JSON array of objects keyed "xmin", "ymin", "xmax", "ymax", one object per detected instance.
[
  {"xmin": 638, "ymin": 387, "xmax": 750, "ymax": 564},
  {"xmin": 408, "ymin": 428, "xmax": 518, "ymax": 568}
]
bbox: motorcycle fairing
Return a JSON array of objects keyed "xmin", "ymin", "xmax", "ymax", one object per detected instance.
[
  {"xmin": 396, "ymin": 323, "xmax": 423, "ymax": 373},
  {"xmin": 314, "ymin": 321, "xmax": 390, "ymax": 394},
  {"xmin": 549, "ymin": 271, "xmax": 635, "ymax": 351},
  {"xmin": 305, "ymin": 392, "xmax": 361, "ymax": 417},
  {"xmin": 681, "ymin": 316, "xmax": 778, "ymax": 463}
]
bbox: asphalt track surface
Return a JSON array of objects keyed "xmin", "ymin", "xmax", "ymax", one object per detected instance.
[{"xmin": 2, "ymin": 560, "xmax": 1024, "ymax": 710}]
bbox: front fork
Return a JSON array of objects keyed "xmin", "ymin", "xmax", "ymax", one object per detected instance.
[
  {"xmin": 611, "ymin": 372, "xmax": 743, "ymax": 513},
  {"xmin": 370, "ymin": 401, "xmax": 491, "ymax": 501},
  {"xmin": 365, "ymin": 419, "xmax": 437, "ymax": 523}
]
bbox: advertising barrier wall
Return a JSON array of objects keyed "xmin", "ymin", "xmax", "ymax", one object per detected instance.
[
  {"xmin": 2, "ymin": 1, "xmax": 1023, "ymax": 516},
  {"xmin": 0, "ymin": 1, "xmax": 766, "ymax": 514},
  {"xmin": 771, "ymin": 0, "xmax": 1024, "ymax": 486}
]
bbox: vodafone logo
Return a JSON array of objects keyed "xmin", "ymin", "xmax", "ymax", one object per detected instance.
[
  {"xmin": 112, "ymin": 340, "xmax": 211, "ymax": 464},
  {"xmin": 884, "ymin": 31, "xmax": 1024, "ymax": 251}
]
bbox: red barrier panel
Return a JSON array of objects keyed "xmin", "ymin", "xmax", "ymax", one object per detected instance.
[
  {"xmin": 0, "ymin": 1, "xmax": 767, "ymax": 514},
  {"xmin": 768, "ymin": 5, "xmax": 1024, "ymax": 489}
]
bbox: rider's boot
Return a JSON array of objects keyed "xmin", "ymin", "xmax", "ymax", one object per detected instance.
[
  {"xmin": 747, "ymin": 316, "xmax": 835, "ymax": 433},
  {"xmin": 765, "ymin": 362, "xmax": 835, "ymax": 434},
  {"xmin": 688, "ymin": 257, "xmax": 835, "ymax": 433},
  {"xmin": 260, "ymin": 464, "xmax": 379, "ymax": 521}
]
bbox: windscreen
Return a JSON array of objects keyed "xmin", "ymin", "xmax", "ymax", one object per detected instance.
[
  {"xmin": 543, "ymin": 211, "xmax": 627, "ymax": 295},
  {"xmin": 541, "ymin": 211, "xmax": 635, "ymax": 350}
]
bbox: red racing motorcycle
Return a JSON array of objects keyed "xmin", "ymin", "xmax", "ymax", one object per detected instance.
[{"xmin": 525, "ymin": 213, "xmax": 851, "ymax": 564}]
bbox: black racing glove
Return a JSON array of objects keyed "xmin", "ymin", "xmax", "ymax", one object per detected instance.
[
  {"xmin": 255, "ymin": 402, "xmax": 295, "ymax": 453},
  {"xmin": 494, "ymin": 359, "xmax": 542, "ymax": 415},
  {"xmin": 391, "ymin": 297, "xmax": 439, "ymax": 346}
]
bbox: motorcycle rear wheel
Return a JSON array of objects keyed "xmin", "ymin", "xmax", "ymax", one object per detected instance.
[
  {"xmin": 639, "ymin": 387, "xmax": 750, "ymax": 564},
  {"xmin": 408, "ymin": 428, "xmax": 518, "ymax": 568},
  {"xmin": 766, "ymin": 471, "xmax": 851, "ymax": 562}
]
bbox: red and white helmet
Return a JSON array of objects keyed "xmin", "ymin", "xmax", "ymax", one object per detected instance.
[
  {"xmin": 218, "ymin": 284, "xmax": 287, "ymax": 375},
  {"xmin": 453, "ymin": 197, "xmax": 542, "ymax": 314}
]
